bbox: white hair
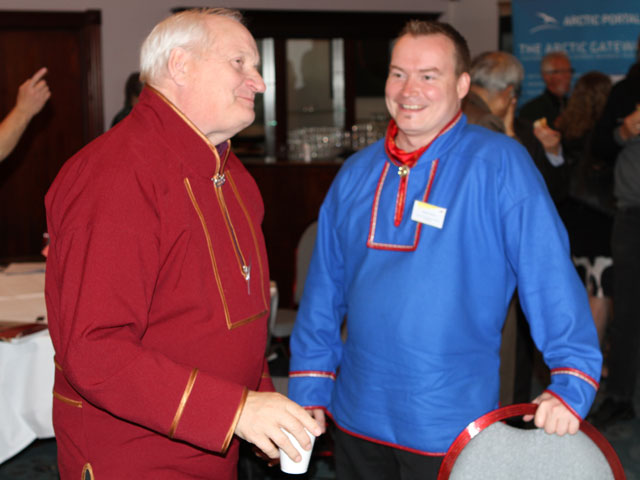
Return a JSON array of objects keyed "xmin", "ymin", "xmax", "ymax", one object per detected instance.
[
  {"xmin": 140, "ymin": 8, "xmax": 244, "ymax": 85},
  {"xmin": 470, "ymin": 51, "xmax": 524, "ymax": 96}
]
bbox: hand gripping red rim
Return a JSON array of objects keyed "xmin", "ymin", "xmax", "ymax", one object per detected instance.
[{"xmin": 437, "ymin": 403, "xmax": 626, "ymax": 480}]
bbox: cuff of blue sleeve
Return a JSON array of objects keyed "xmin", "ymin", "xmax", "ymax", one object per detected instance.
[
  {"xmin": 288, "ymin": 373, "xmax": 335, "ymax": 408},
  {"xmin": 547, "ymin": 369, "xmax": 599, "ymax": 420}
]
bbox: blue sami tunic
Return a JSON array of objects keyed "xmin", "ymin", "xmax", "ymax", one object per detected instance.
[{"xmin": 288, "ymin": 115, "xmax": 602, "ymax": 455}]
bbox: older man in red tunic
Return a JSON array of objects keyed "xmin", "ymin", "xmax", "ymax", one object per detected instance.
[{"xmin": 45, "ymin": 8, "xmax": 320, "ymax": 479}]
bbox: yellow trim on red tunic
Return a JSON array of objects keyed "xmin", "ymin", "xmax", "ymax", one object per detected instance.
[
  {"xmin": 169, "ymin": 368, "xmax": 199, "ymax": 439},
  {"xmin": 221, "ymin": 387, "xmax": 249, "ymax": 453},
  {"xmin": 81, "ymin": 462, "xmax": 95, "ymax": 480},
  {"xmin": 53, "ymin": 390, "xmax": 83, "ymax": 408}
]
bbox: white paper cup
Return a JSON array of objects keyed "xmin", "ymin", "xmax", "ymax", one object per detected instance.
[{"xmin": 279, "ymin": 428, "xmax": 316, "ymax": 474}]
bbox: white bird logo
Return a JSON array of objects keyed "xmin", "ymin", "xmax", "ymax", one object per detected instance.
[
  {"xmin": 537, "ymin": 12, "xmax": 557, "ymax": 24},
  {"xmin": 531, "ymin": 12, "xmax": 560, "ymax": 33}
]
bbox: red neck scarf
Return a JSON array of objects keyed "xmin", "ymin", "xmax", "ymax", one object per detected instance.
[{"xmin": 384, "ymin": 119, "xmax": 429, "ymax": 169}]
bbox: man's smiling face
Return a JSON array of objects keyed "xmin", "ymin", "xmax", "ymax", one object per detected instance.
[{"xmin": 385, "ymin": 33, "xmax": 469, "ymax": 151}]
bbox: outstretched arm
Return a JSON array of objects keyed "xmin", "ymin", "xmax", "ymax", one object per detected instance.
[{"xmin": 0, "ymin": 67, "xmax": 51, "ymax": 161}]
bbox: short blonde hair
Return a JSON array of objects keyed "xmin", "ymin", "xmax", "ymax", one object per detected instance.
[{"xmin": 140, "ymin": 8, "xmax": 243, "ymax": 85}]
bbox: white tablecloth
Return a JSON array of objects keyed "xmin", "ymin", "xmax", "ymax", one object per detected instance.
[
  {"xmin": 0, "ymin": 262, "xmax": 54, "ymax": 464},
  {"xmin": 0, "ymin": 329, "xmax": 55, "ymax": 464}
]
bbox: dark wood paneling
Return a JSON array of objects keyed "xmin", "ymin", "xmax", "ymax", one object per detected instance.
[
  {"xmin": 0, "ymin": 10, "xmax": 102, "ymax": 259},
  {"xmin": 246, "ymin": 162, "xmax": 341, "ymax": 307}
]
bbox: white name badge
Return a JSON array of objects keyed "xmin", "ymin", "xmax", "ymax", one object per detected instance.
[{"xmin": 411, "ymin": 200, "xmax": 447, "ymax": 229}]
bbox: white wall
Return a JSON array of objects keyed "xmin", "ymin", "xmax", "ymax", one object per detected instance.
[{"xmin": 0, "ymin": 0, "xmax": 499, "ymax": 129}]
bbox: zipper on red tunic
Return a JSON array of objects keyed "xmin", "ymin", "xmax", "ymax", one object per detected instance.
[{"xmin": 210, "ymin": 145, "xmax": 252, "ymax": 295}]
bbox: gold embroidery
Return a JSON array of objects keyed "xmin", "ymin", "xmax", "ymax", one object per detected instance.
[
  {"xmin": 221, "ymin": 388, "xmax": 248, "ymax": 453},
  {"xmin": 184, "ymin": 177, "xmax": 267, "ymax": 330},
  {"xmin": 81, "ymin": 463, "xmax": 94, "ymax": 480},
  {"xmin": 169, "ymin": 368, "xmax": 199, "ymax": 439},
  {"xmin": 53, "ymin": 390, "xmax": 83, "ymax": 408},
  {"xmin": 184, "ymin": 178, "xmax": 231, "ymax": 327},
  {"xmin": 229, "ymin": 310, "xmax": 268, "ymax": 330}
]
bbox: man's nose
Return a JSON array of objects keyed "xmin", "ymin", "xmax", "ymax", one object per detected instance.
[
  {"xmin": 400, "ymin": 77, "xmax": 418, "ymax": 96},
  {"xmin": 249, "ymin": 69, "xmax": 266, "ymax": 93}
]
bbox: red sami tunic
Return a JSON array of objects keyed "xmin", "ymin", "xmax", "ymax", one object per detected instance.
[{"xmin": 45, "ymin": 88, "xmax": 274, "ymax": 479}]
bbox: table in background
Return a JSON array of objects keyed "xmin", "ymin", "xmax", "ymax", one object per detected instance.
[{"xmin": 0, "ymin": 262, "xmax": 54, "ymax": 465}]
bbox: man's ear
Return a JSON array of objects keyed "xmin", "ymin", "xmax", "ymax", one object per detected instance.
[
  {"xmin": 457, "ymin": 72, "xmax": 471, "ymax": 100},
  {"xmin": 167, "ymin": 47, "xmax": 191, "ymax": 86},
  {"xmin": 504, "ymin": 84, "xmax": 516, "ymax": 99}
]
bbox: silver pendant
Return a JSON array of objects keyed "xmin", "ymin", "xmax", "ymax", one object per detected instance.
[
  {"xmin": 242, "ymin": 264, "xmax": 251, "ymax": 295},
  {"xmin": 212, "ymin": 173, "xmax": 226, "ymax": 187}
]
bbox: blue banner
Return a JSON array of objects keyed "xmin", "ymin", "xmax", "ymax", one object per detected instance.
[{"xmin": 512, "ymin": 0, "xmax": 639, "ymax": 105}]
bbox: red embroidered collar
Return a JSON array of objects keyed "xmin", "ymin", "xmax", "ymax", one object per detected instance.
[{"xmin": 382, "ymin": 112, "xmax": 461, "ymax": 227}]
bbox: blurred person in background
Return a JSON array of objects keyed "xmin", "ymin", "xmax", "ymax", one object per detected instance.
[
  {"xmin": 555, "ymin": 71, "xmax": 614, "ymax": 350},
  {"xmin": 519, "ymin": 51, "xmax": 573, "ymax": 127},
  {"xmin": 588, "ymin": 36, "xmax": 640, "ymax": 431},
  {"xmin": 110, "ymin": 71, "xmax": 143, "ymax": 127}
]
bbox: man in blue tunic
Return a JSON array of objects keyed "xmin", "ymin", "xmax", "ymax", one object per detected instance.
[{"xmin": 288, "ymin": 20, "xmax": 601, "ymax": 480}]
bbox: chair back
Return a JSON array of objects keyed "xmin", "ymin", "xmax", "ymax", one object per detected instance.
[{"xmin": 438, "ymin": 404, "xmax": 625, "ymax": 480}]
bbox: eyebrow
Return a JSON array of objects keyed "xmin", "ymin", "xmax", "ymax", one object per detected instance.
[
  {"xmin": 230, "ymin": 49, "xmax": 261, "ymax": 66},
  {"xmin": 389, "ymin": 64, "xmax": 441, "ymax": 74}
]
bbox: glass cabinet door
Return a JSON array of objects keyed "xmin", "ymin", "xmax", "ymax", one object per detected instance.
[
  {"xmin": 286, "ymin": 38, "xmax": 347, "ymax": 162},
  {"xmin": 231, "ymin": 10, "xmax": 439, "ymax": 162}
]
